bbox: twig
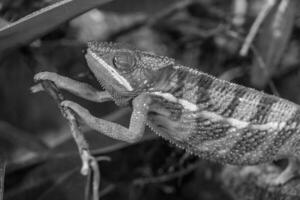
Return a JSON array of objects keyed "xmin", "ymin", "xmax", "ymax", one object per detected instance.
[
  {"xmin": 218, "ymin": 67, "xmax": 245, "ymax": 81},
  {"xmin": 240, "ymin": 0, "xmax": 276, "ymax": 56},
  {"xmin": 146, "ymin": 0, "xmax": 194, "ymax": 26},
  {"xmin": 91, "ymin": 134, "xmax": 157, "ymax": 156},
  {"xmin": 232, "ymin": 0, "xmax": 248, "ymax": 26},
  {"xmin": 99, "ymin": 184, "xmax": 116, "ymax": 198},
  {"xmin": 0, "ymin": 121, "xmax": 48, "ymax": 153},
  {"xmin": 0, "ymin": 157, "xmax": 5, "ymax": 200},
  {"xmin": 109, "ymin": 0, "xmax": 194, "ymax": 40},
  {"xmin": 133, "ymin": 161, "xmax": 200, "ymax": 186},
  {"xmin": 228, "ymin": 30, "xmax": 280, "ymax": 96},
  {"xmin": 40, "ymin": 80, "xmax": 101, "ymax": 200},
  {"xmin": 250, "ymin": 46, "xmax": 280, "ymax": 96}
]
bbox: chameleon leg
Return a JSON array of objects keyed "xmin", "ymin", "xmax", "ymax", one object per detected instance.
[
  {"xmin": 34, "ymin": 72, "xmax": 112, "ymax": 103},
  {"xmin": 61, "ymin": 93, "xmax": 151, "ymax": 143},
  {"xmin": 272, "ymin": 158, "xmax": 300, "ymax": 185}
]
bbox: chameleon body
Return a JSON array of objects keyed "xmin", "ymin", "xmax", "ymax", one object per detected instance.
[{"xmin": 34, "ymin": 41, "xmax": 300, "ymax": 185}]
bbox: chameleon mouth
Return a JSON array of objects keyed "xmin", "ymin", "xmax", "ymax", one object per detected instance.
[{"xmin": 86, "ymin": 49, "xmax": 134, "ymax": 92}]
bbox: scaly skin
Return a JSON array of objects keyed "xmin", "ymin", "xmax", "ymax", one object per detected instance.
[
  {"xmin": 145, "ymin": 65, "xmax": 300, "ymax": 165},
  {"xmin": 34, "ymin": 41, "xmax": 300, "ymax": 185}
]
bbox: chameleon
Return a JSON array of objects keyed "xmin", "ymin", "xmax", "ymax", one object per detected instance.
[{"xmin": 34, "ymin": 41, "xmax": 300, "ymax": 185}]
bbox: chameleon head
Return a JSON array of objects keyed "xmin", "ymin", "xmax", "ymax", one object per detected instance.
[{"xmin": 85, "ymin": 41, "xmax": 175, "ymax": 97}]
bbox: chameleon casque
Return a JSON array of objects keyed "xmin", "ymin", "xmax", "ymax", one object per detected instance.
[{"xmin": 34, "ymin": 41, "xmax": 300, "ymax": 185}]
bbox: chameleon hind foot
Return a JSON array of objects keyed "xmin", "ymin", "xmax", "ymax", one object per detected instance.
[{"xmin": 270, "ymin": 158, "xmax": 300, "ymax": 186}]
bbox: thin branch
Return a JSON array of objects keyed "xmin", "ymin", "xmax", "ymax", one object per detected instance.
[
  {"xmin": 0, "ymin": 121, "xmax": 48, "ymax": 153},
  {"xmin": 0, "ymin": 157, "xmax": 5, "ymax": 200},
  {"xmin": 109, "ymin": 0, "xmax": 194, "ymax": 40},
  {"xmin": 133, "ymin": 161, "xmax": 200, "ymax": 186},
  {"xmin": 228, "ymin": 30, "xmax": 280, "ymax": 96},
  {"xmin": 232, "ymin": 0, "xmax": 248, "ymax": 26},
  {"xmin": 91, "ymin": 134, "xmax": 157, "ymax": 156},
  {"xmin": 251, "ymin": 46, "xmax": 280, "ymax": 96},
  {"xmin": 39, "ymin": 80, "xmax": 102, "ymax": 200},
  {"xmin": 218, "ymin": 67, "xmax": 245, "ymax": 81},
  {"xmin": 146, "ymin": 0, "xmax": 194, "ymax": 26},
  {"xmin": 99, "ymin": 184, "xmax": 115, "ymax": 198}
]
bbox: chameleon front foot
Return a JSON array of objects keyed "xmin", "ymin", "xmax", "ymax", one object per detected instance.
[
  {"xmin": 34, "ymin": 72, "xmax": 112, "ymax": 103},
  {"xmin": 61, "ymin": 98, "xmax": 148, "ymax": 143}
]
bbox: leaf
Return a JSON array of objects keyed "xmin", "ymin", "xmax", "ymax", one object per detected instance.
[
  {"xmin": 0, "ymin": 0, "xmax": 112, "ymax": 52},
  {"xmin": 250, "ymin": 0, "xmax": 296, "ymax": 88}
]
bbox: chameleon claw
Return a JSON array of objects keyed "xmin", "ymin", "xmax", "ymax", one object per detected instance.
[
  {"xmin": 61, "ymin": 100, "xmax": 76, "ymax": 109},
  {"xmin": 61, "ymin": 100, "xmax": 90, "ymax": 116},
  {"xmin": 34, "ymin": 71, "xmax": 56, "ymax": 82},
  {"xmin": 30, "ymin": 83, "xmax": 44, "ymax": 93},
  {"xmin": 61, "ymin": 100, "xmax": 81, "ymax": 119}
]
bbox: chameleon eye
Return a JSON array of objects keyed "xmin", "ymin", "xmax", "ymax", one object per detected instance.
[{"xmin": 113, "ymin": 52, "xmax": 136, "ymax": 71}]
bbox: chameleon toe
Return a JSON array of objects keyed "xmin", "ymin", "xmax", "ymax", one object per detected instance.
[
  {"xmin": 61, "ymin": 100, "xmax": 90, "ymax": 117},
  {"xmin": 61, "ymin": 100, "xmax": 76, "ymax": 109},
  {"xmin": 30, "ymin": 84, "xmax": 44, "ymax": 93},
  {"xmin": 34, "ymin": 71, "xmax": 56, "ymax": 82}
]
